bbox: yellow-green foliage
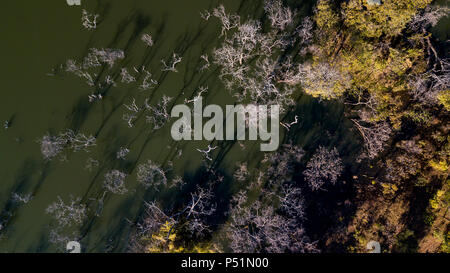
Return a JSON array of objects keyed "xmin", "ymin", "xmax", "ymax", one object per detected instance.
[
  {"xmin": 337, "ymin": 40, "xmax": 424, "ymax": 126},
  {"xmin": 437, "ymin": 90, "xmax": 450, "ymax": 111},
  {"xmin": 144, "ymin": 222, "xmax": 215, "ymax": 253},
  {"xmin": 315, "ymin": 0, "xmax": 340, "ymax": 30},
  {"xmin": 381, "ymin": 183, "xmax": 398, "ymax": 195},
  {"xmin": 429, "ymin": 190, "xmax": 445, "ymax": 210},
  {"xmin": 429, "ymin": 160, "xmax": 449, "ymax": 173},
  {"xmin": 312, "ymin": 0, "xmax": 429, "ymax": 127},
  {"xmin": 404, "ymin": 109, "xmax": 432, "ymax": 124},
  {"xmin": 301, "ymin": 62, "xmax": 350, "ymax": 99},
  {"xmin": 145, "ymin": 221, "xmax": 185, "ymax": 253},
  {"xmin": 342, "ymin": 0, "xmax": 432, "ymax": 38},
  {"xmin": 311, "ymin": 0, "xmax": 449, "ymax": 253}
]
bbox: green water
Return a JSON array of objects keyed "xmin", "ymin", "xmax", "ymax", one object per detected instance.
[
  {"xmin": 0, "ymin": 0, "xmax": 266, "ymax": 252},
  {"xmin": 5, "ymin": 0, "xmax": 445, "ymax": 253}
]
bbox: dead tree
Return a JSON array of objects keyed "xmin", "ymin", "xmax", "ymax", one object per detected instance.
[
  {"xmin": 103, "ymin": 170, "xmax": 128, "ymax": 194},
  {"xmin": 303, "ymin": 146, "xmax": 344, "ymax": 191},
  {"xmin": 46, "ymin": 196, "xmax": 87, "ymax": 227},
  {"xmin": 352, "ymin": 120, "xmax": 392, "ymax": 159},
  {"xmin": 136, "ymin": 160, "xmax": 167, "ymax": 189}
]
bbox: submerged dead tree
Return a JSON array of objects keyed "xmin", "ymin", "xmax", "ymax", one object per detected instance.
[
  {"xmin": 211, "ymin": 2, "xmax": 308, "ymax": 112},
  {"xmin": 303, "ymin": 146, "xmax": 344, "ymax": 191},
  {"xmin": 137, "ymin": 160, "xmax": 167, "ymax": 189},
  {"xmin": 46, "ymin": 196, "xmax": 87, "ymax": 228},
  {"xmin": 103, "ymin": 170, "xmax": 128, "ymax": 195},
  {"xmin": 39, "ymin": 130, "xmax": 96, "ymax": 160}
]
